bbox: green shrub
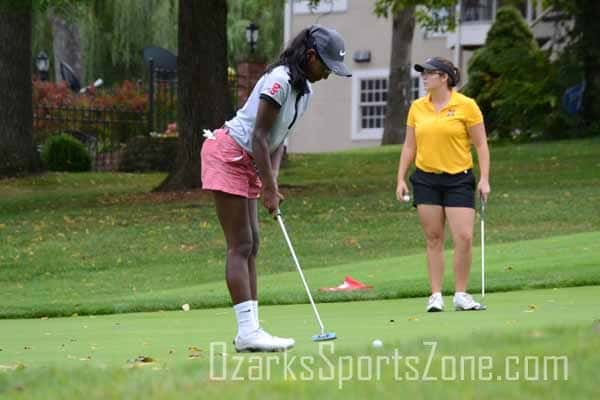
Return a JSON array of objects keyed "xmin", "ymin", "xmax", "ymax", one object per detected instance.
[
  {"xmin": 42, "ymin": 134, "xmax": 92, "ymax": 172},
  {"xmin": 463, "ymin": 6, "xmax": 557, "ymax": 141}
]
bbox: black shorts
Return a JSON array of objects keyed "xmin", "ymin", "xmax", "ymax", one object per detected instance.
[{"xmin": 409, "ymin": 168, "xmax": 476, "ymax": 209}]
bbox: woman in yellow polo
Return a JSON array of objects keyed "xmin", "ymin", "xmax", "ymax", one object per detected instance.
[{"xmin": 396, "ymin": 57, "xmax": 490, "ymax": 312}]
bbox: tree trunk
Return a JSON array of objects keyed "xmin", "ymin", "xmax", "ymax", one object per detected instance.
[
  {"xmin": 576, "ymin": 0, "xmax": 600, "ymax": 127},
  {"xmin": 381, "ymin": 7, "xmax": 415, "ymax": 145},
  {"xmin": 0, "ymin": 2, "xmax": 40, "ymax": 177},
  {"xmin": 49, "ymin": 11, "xmax": 83, "ymax": 83},
  {"xmin": 155, "ymin": 0, "xmax": 230, "ymax": 191}
]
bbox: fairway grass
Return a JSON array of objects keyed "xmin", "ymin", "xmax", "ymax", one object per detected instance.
[
  {"xmin": 2, "ymin": 139, "xmax": 600, "ymax": 319},
  {"xmin": 1, "ymin": 231, "xmax": 599, "ymax": 318},
  {"xmin": 0, "ymin": 286, "xmax": 598, "ymax": 399},
  {"xmin": 1, "ymin": 139, "xmax": 599, "ymax": 398}
]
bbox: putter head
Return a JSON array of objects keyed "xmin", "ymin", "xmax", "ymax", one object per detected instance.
[
  {"xmin": 455, "ymin": 304, "xmax": 487, "ymax": 311},
  {"xmin": 312, "ymin": 332, "xmax": 337, "ymax": 342}
]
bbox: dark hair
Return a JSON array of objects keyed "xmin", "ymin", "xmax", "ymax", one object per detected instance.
[
  {"xmin": 265, "ymin": 28, "xmax": 314, "ymax": 94},
  {"xmin": 434, "ymin": 57, "xmax": 461, "ymax": 88}
]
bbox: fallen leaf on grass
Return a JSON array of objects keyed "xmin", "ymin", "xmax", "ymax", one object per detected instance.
[
  {"xmin": 343, "ymin": 238, "xmax": 361, "ymax": 249},
  {"xmin": 126, "ymin": 356, "xmax": 157, "ymax": 368},
  {"xmin": 0, "ymin": 363, "xmax": 25, "ymax": 371},
  {"xmin": 180, "ymin": 244, "xmax": 197, "ymax": 252},
  {"xmin": 133, "ymin": 356, "xmax": 155, "ymax": 363},
  {"xmin": 408, "ymin": 316, "xmax": 419, "ymax": 322},
  {"xmin": 188, "ymin": 346, "xmax": 203, "ymax": 359},
  {"xmin": 524, "ymin": 304, "xmax": 537, "ymax": 313}
]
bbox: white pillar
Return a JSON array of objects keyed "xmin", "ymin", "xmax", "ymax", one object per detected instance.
[
  {"xmin": 454, "ymin": 0, "xmax": 462, "ymax": 69},
  {"xmin": 284, "ymin": 0, "xmax": 294, "ymax": 47}
]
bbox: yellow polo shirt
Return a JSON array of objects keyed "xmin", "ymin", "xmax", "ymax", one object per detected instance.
[{"xmin": 407, "ymin": 91, "xmax": 483, "ymax": 174}]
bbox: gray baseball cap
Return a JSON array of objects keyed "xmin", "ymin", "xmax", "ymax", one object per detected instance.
[{"xmin": 309, "ymin": 25, "xmax": 352, "ymax": 77}]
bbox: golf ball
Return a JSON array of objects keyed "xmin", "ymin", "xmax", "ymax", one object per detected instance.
[
  {"xmin": 182, "ymin": 303, "xmax": 190, "ymax": 312},
  {"xmin": 402, "ymin": 194, "xmax": 410, "ymax": 202},
  {"xmin": 372, "ymin": 339, "xmax": 383, "ymax": 348}
]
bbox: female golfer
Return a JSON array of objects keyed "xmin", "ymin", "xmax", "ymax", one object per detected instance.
[
  {"xmin": 396, "ymin": 57, "xmax": 490, "ymax": 312},
  {"xmin": 201, "ymin": 25, "xmax": 351, "ymax": 351}
]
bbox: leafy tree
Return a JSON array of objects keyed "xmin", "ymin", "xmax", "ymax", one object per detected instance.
[
  {"xmin": 227, "ymin": 0, "xmax": 284, "ymax": 65},
  {"xmin": 154, "ymin": 0, "xmax": 230, "ymax": 191},
  {"xmin": 546, "ymin": 0, "xmax": 600, "ymax": 131},
  {"xmin": 463, "ymin": 6, "xmax": 555, "ymax": 139},
  {"xmin": 309, "ymin": 0, "xmax": 457, "ymax": 145},
  {"xmin": 79, "ymin": 0, "xmax": 177, "ymax": 84},
  {"xmin": 0, "ymin": 1, "xmax": 41, "ymax": 176},
  {"xmin": 34, "ymin": 0, "xmax": 283, "ymax": 84}
]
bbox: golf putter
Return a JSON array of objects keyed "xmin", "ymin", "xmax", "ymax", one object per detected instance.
[
  {"xmin": 275, "ymin": 209, "xmax": 337, "ymax": 342},
  {"xmin": 480, "ymin": 194, "xmax": 486, "ymax": 297}
]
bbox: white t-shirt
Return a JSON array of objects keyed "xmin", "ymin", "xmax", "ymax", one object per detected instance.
[{"xmin": 225, "ymin": 65, "xmax": 312, "ymax": 155}]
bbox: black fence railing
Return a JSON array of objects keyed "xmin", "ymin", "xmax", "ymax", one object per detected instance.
[
  {"xmin": 33, "ymin": 105, "xmax": 147, "ymax": 170},
  {"xmin": 33, "ymin": 63, "xmax": 239, "ymax": 171},
  {"xmin": 148, "ymin": 60, "xmax": 178, "ymax": 135},
  {"xmin": 229, "ymin": 68, "xmax": 239, "ymax": 112},
  {"xmin": 146, "ymin": 60, "xmax": 239, "ymax": 134}
]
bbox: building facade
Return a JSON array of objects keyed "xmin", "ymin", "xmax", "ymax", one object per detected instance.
[{"xmin": 285, "ymin": 0, "xmax": 556, "ymax": 153}]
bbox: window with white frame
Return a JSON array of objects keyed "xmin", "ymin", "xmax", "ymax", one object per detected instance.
[
  {"xmin": 352, "ymin": 70, "xmax": 388, "ymax": 140},
  {"xmin": 461, "ymin": 0, "xmax": 494, "ymax": 22},
  {"xmin": 352, "ymin": 70, "xmax": 426, "ymax": 140},
  {"xmin": 360, "ymin": 78, "xmax": 387, "ymax": 130},
  {"xmin": 293, "ymin": 0, "xmax": 347, "ymax": 14},
  {"xmin": 411, "ymin": 76, "xmax": 421, "ymax": 101}
]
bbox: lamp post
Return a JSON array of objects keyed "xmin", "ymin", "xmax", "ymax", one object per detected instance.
[
  {"xmin": 245, "ymin": 22, "xmax": 259, "ymax": 54},
  {"xmin": 35, "ymin": 51, "xmax": 50, "ymax": 81}
]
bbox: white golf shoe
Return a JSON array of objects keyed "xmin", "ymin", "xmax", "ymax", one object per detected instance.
[
  {"xmin": 234, "ymin": 328, "xmax": 295, "ymax": 353},
  {"xmin": 453, "ymin": 292, "xmax": 487, "ymax": 311},
  {"xmin": 426, "ymin": 293, "xmax": 444, "ymax": 312}
]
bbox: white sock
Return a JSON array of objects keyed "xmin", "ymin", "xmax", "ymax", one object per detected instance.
[
  {"xmin": 432, "ymin": 292, "xmax": 442, "ymax": 297},
  {"xmin": 251, "ymin": 300, "xmax": 259, "ymax": 327},
  {"xmin": 234, "ymin": 300, "xmax": 258, "ymax": 337},
  {"xmin": 455, "ymin": 292, "xmax": 466, "ymax": 297}
]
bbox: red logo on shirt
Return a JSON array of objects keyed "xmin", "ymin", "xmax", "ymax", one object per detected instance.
[{"xmin": 270, "ymin": 82, "xmax": 281, "ymax": 96}]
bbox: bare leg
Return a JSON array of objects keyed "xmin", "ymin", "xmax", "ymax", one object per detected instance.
[
  {"xmin": 417, "ymin": 205, "xmax": 446, "ymax": 294},
  {"xmin": 445, "ymin": 207, "xmax": 475, "ymax": 293},
  {"xmin": 213, "ymin": 191, "xmax": 254, "ymax": 304},
  {"xmin": 247, "ymin": 199, "xmax": 259, "ymax": 300}
]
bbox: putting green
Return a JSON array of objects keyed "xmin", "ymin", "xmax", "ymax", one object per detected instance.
[{"xmin": 0, "ymin": 286, "xmax": 597, "ymax": 369}]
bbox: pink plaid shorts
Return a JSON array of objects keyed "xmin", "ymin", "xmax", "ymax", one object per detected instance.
[{"xmin": 201, "ymin": 128, "xmax": 262, "ymax": 199}]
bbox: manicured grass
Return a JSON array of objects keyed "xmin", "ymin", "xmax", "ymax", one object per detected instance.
[
  {"xmin": 1, "ymin": 230, "xmax": 598, "ymax": 318},
  {"xmin": 1, "ymin": 139, "xmax": 600, "ymax": 318},
  {"xmin": 0, "ymin": 286, "xmax": 598, "ymax": 399},
  {"xmin": 1, "ymin": 138, "xmax": 599, "ymax": 398}
]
